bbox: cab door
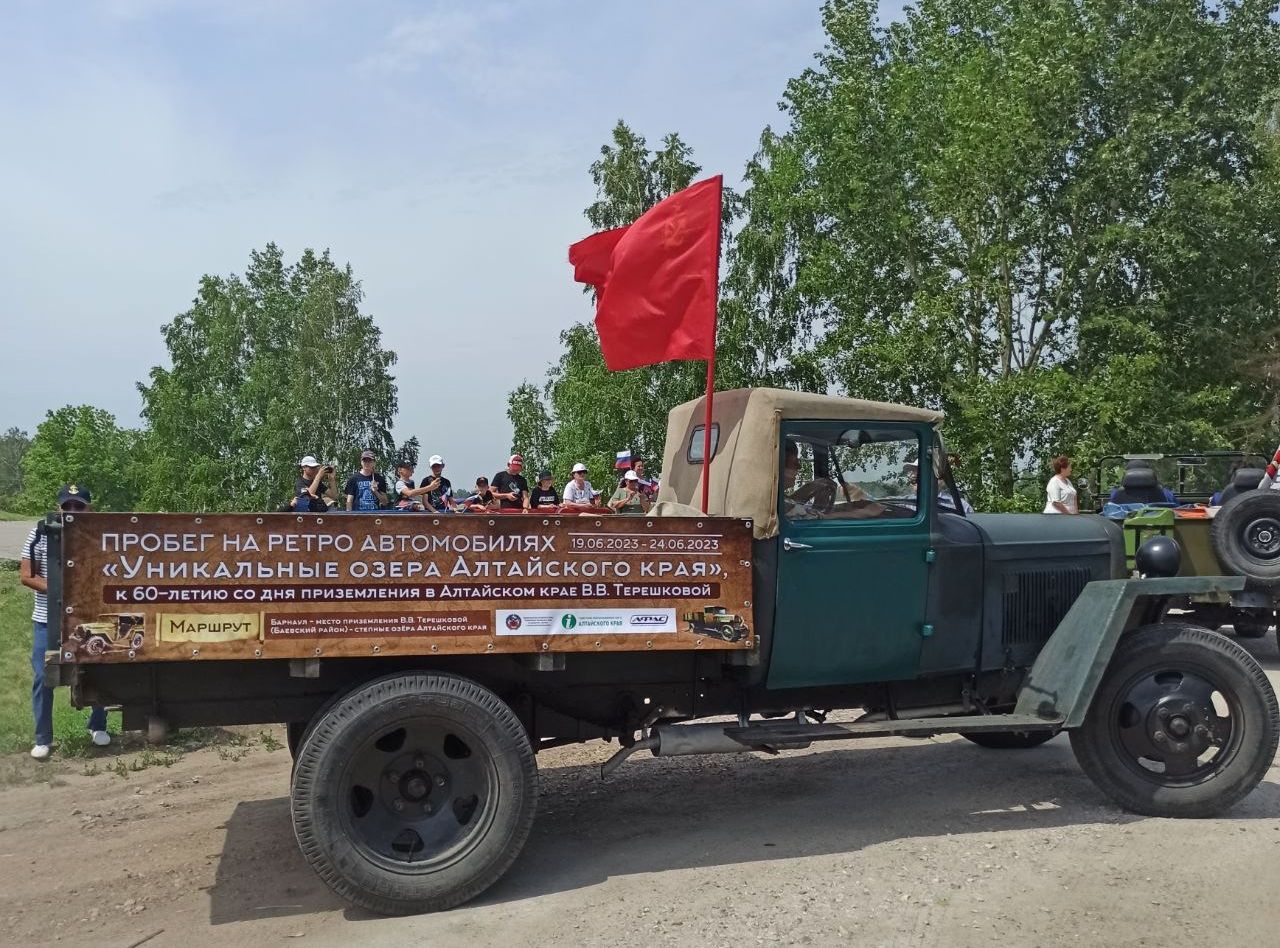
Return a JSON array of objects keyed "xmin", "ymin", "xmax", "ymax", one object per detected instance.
[{"xmin": 767, "ymin": 422, "xmax": 933, "ymax": 690}]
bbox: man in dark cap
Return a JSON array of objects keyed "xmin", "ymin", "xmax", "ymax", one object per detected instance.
[
  {"xmin": 345, "ymin": 450, "xmax": 389, "ymax": 511},
  {"xmin": 21, "ymin": 485, "xmax": 110, "ymax": 759}
]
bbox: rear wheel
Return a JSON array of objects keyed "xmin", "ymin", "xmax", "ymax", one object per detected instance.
[
  {"xmin": 961, "ymin": 730, "xmax": 1057, "ymax": 750},
  {"xmin": 1070, "ymin": 622, "xmax": 1278, "ymax": 817},
  {"xmin": 290, "ymin": 672, "xmax": 536, "ymax": 915}
]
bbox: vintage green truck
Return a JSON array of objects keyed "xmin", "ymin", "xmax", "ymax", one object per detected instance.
[{"xmin": 44, "ymin": 389, "xmax": 1279, "ymax": 916}]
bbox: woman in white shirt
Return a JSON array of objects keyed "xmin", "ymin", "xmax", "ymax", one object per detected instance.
[
  {"xmin": 1044, "ymin": 455, "xmax": 1078, "ymax": 514},
  {"xmin": 562, "ymin": 462, "xmax": 599, "ymax": 509}
]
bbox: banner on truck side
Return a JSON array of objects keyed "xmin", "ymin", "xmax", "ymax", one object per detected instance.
[
  {"xmin": 496, "ymin": 608, "xmax": 678, "ymax": 635},
  {"xmin": 56, "ymin": 513, "xmax": 755, "ymax": 662}
]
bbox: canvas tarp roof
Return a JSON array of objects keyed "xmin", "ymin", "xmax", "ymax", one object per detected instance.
[{"xmin": 656, "ymin": 388, "xmax": 943, "ymax": 539}]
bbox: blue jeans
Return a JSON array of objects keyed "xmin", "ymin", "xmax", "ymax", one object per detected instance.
[{"xmin": 32, "ymin": 621, "xmax": 106, "ymax": 746}]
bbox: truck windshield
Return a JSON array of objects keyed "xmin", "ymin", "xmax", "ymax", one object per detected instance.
[{"xmin": 783, "ymin": 427, "xmax": 921, "ymax": 521}]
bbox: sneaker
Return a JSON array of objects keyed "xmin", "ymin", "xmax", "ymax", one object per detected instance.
[
  {"xmin": 30, "ymin": 744, "xmax": 50, "ymax": 760},
  {"xmin": 90, "ymin": 730, "xmax": 111, "ymax": 747}
]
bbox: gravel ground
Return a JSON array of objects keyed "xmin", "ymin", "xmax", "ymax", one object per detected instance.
[{"xmin": 1, "ymin": 633, "xmax": 1278, "ymax": 948}]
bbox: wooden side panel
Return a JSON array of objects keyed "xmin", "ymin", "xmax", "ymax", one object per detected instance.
[{"xmin": 58, "ymin": 512, "xmax": 755, "ymax": 663}]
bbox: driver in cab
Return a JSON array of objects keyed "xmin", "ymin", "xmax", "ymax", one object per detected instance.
[{"xmin": 783, "ymin": 440, "xmax": 883, "ymax": 521}]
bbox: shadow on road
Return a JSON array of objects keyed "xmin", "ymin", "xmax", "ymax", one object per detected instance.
[{"xmin": 206, "ymin": 729, "xmax": 1280, "ymax": 924}]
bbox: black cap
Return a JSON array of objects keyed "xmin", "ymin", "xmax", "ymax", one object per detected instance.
[
  {"xmin": 537, "ymin": 470, "xmax": 552, "ymax": 480},
  {"xmin": 57, "ymin": 484, "xmax": 91, "ymax": 507}
]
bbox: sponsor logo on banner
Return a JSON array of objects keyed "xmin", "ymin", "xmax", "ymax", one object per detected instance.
[{"xmin": 497, "ymin": 608, "xmax": 677, "ymax": 635}]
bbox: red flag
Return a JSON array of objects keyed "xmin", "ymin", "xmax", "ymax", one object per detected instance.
[{"xmin": 568, "ymin": 175, "xmax": 721, "ymax": 371}]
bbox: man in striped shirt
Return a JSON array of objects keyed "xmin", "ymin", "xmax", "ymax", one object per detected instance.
[{"xmin": 20, "ymin": 484, "xmax": 109, "ymax": 760}]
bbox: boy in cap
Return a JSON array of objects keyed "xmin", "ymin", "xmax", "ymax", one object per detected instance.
[
  {"xmin": 293, "ymin": 455, "xmax": 335, "ymax": 512},
  {"xmin": 491, "ymin": 454, "xmax": 530, "ymax": 511},
  {"xmin": 21, "ymin": 485, "xmax": 110, "ymax": 759},
  {"xmin": 529, "ymin": 470, "xmax": 560, "ymax": 508},
  {"xmin": 462, "ymin": 476, "xmax": 497, "ymax": 511},
  {"xmin": 422, "ymin": 455, "xmax": 455, "ymax": 512},
  {"xmin": 393, "ymin": 460, "xmax": 427, "ymax": 510},
  {"xmin": 345, "ymin": 450, "xmax": 389, "ymax": 511},
  {"xmin": 562, "ymin": 462, "xmax": 598, "ymax": 509}
]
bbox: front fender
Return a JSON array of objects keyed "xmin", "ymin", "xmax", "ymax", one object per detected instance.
[{"xmin": 1013, "ymin": 576, "xmax": 1246, "ymax": 728}]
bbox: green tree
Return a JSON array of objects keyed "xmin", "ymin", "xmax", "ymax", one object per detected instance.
[
  {"xmin": 17, "ymin": 406, "xmax": 141, "ymax": 513},
  {"xmin": 138, "ymin": 244, "xmax": 398, "ymax": 511},
  {"xmin": 393, "ymin": 436, "xmax": 420, "ymax": 471},
  {"xmin": 0, "ymin": 426, "xmax": 31, "ymax": 508},
  {"xmin": 509, "ymin": 121, "xmax": 729, "ymax": 487},
  {"xmin": 726, "ymin": 0, "xmax": 1280, "ymax": 507}
]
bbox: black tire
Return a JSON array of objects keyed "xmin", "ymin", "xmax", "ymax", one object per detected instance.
[
  {"xmin": 1070, "ymin": 622, "xmax": 1278, "ymax": 817},
  {"xmin": 961, "ymin": 730, "xmax": 1057, "ymax": 750},
  {"xmin": 286, "ymin": 721, "xmax": 306, "ymax": 758},
  {"xmin": 1211, "ymin": 491, "xmax": 1280, "ymax": 591},
  {"xmin": 291, "ymin": 672, "xmax": 536, "ymax": 915},
  {"xmin": 1231, "ymin": 611, "xmax": 1273, "ymax": 639}
]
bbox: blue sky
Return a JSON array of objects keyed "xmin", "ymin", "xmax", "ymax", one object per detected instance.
[{"xmin": 1, "ymin": 0, "xmax": 904, "ymax": 485}]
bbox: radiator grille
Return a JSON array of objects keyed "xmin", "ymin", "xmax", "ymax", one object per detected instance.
[{"xmin": 1002, "ymin": 567, "xmax": 1091, "ymax": 646}]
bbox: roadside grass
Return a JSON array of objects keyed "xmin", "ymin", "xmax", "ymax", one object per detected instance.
[
  {"xmin": 0, "ymin": 510, "xmax": 35, "ymax": 522},
  {"xmin": 0, "ymin": 569, "xmax": 123, "ymax": 755},
  {"xmin": 0, "ymin": 570, "xmax": 259, "ymax": 774}
]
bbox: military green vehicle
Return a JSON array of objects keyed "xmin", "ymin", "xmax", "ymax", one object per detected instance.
[
  {"xmin": 44, "ymin": 389, "xmax": 1280, "ymax": 916},
  {"xmin": 1095, "ymin": 453, "xmax": 1280, "ymax": 642}
]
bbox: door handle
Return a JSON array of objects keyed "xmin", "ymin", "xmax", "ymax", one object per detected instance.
[{"xmin": 782, "ymin": 537, "xmax": 813, "ymax": 551}]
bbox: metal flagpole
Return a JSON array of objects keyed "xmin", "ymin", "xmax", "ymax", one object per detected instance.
[{"xmin": 700, "ymin": 177, "xmax": 724, "ymax": 514}]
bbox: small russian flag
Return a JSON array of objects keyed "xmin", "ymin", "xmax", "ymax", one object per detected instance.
[{"xmin": 615, "ymin": 449, "xmax": 632, "ymax": 470}]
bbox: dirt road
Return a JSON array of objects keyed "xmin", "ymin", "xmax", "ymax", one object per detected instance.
[
  {"xmin": 0, "ymin": 519, "xmax": 36, "ymax": 560},
  {"xmin": 4, "ymin": 634, "xmax": 1280, "ymax": 948}
]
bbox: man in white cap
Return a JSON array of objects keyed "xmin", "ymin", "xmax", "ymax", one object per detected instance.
[
  {"xmin": 292, "ymin": 455, "xmax": 334, "ymax": 513},
  {"xmin": 562, "ymin": 462, "xmax": 598, "ymax": 509},
  {"xmin": 422, "ymin": 455, "xmax": 456, "ymax": 512}
]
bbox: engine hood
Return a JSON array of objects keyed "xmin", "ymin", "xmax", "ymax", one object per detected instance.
[{"xmin": 967, "ymin": 513, "xmax": 1124, "ymax": 575}]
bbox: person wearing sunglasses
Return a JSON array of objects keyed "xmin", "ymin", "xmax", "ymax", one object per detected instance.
[{"xmin": 21, "ymin": 485, "xmax": 110, "ymax": 759}]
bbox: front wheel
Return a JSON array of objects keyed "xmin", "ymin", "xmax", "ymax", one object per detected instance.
[
  {"xmin": 1070, "ymin": 622, "xmax": 1278, "ymax": 818},
  {"xmin": 291, "ymin": 672, "xmax": 537, "ymax": 915}
]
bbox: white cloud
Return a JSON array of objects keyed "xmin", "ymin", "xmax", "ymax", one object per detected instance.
[{"xmin": 357, "ymin": 2, "xmax": 562, "ymax": 103}]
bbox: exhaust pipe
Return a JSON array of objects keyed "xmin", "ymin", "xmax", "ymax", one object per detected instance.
[{"xmin": 600, "ymin": 721, "xmax": 812, "ymax": 778}]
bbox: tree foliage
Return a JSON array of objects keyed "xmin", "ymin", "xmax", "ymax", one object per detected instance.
[
  {"xmin": 726, "ymin": 0, "xmax": 1280, "ymax": 507},
  {"xmin": 17, "ymin": 406, "xmax": 141, "ymax": 513},
  {"xmin": 138, "ymin": 244, "xmax": 398, "ymax": 511},
  {"xmin": 0, "ymin": 426, "xmax": 31, "ymax": 508}
]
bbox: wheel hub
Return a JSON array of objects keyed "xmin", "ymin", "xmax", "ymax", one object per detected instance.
[
  {"xmin": 1244, "ymin": 517, "xmax": 1280, "ymax": 558},
  {"xmin": 381, "ymin": 751, "xmax": 449, "ymax": 813},
  {"xmin": 1149, "ymin": 697, "xmax": 1214, "ymax": 757}
]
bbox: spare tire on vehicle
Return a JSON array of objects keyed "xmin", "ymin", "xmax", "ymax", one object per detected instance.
[{"xmin": 1211, "ymin": 490, "xmax": 1280, "ymax": 591}]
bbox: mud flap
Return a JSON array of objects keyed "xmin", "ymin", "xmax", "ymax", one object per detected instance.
[{"xmin": 1014, "ymin": 576, "xmax": 1245, "ymax": 728}]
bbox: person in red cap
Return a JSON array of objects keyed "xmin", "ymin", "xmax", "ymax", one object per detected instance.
[{"xmin": 491, "ymin": 454, "xmax": 530, "ymax": 511}]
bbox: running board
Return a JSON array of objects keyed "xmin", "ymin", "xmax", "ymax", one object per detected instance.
[{"xmin": 722, "ymin": 713, "xmax": 1064, "ymax": 747}]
